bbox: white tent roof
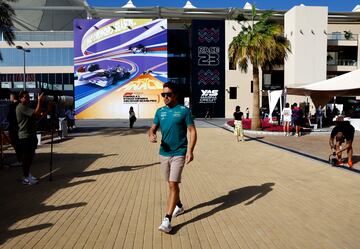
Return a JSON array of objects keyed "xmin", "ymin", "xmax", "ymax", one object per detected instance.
[
  {"xmin": 243, "ymin": 2, "xmax": 252, "ymax": 10},
  {"xmin": 183, "ymin": 1, "xmax": 196, "ymax": 8},
  {"xmin": 352, "ymin": 4, "xmax": 360, "ymax": 12},
  {"xmin": 287, "ymin": 69, "xmax": 360, "ymax": 106},
  {"xmin": 122, "ymin": 0, "xmax": 136, "ymax": 8},
  {"xmin": 290, "ymin": 69, "xmax": 360, "ymax": 92}
]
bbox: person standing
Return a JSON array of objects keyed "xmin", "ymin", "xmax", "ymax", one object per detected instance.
[
  {"xmin": 65, "ymin": 106, "xmax": 76, "ymax": 132},
  {"xmin": 282, "ymin": 103, "xmax": 292, "ymax": 136},
  {"xmin": 7, "ymin": 92, "xmax": 22, "ymax": 166},
  {"xmin": 16, "ymin": 91, "xmax": 51, "ymax": 185},
  {"xmin": 233, "ymin": 106, "xmax": 244, "ymax": 142},
  {"xmin": 292, "ymin": 103, "xmax": 302, "ymax": 137},
  {"xmin": 129, "ymin": 106, "xmax": 136, "ymax": 128},
  {"xmin": 245, "ymin": 107, "xmax": 250, "ymax": 119},
  {"xmin": 316, "ymin": 105, "xmax": 323, "ymax": 129},
  {"xmin": 148, "ymin": 82, "xmax": 197, "ymax": 233}
]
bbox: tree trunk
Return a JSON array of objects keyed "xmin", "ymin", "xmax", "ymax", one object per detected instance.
[{"xmin": 251, "ymin": 66, "xmax": 261, "ymax": 130}]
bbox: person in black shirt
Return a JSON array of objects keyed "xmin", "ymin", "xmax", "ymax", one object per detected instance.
[
  {"xmin": 7, "ymin": 92, "xmax": 22, "ymax": 166},
  {"xmin": 233, "ymin": 106, "xmax": 244, "ymax": 142},
  {"xmin": 329, "ymin": 120, "xmax": 355, "ymax": 168}
]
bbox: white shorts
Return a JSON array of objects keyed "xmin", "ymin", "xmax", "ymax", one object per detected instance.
[{"xmin": 283, "ymin": 116, "xmax": 291, "ymax": 122}]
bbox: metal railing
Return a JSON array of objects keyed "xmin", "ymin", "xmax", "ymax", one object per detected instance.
[
  {"xmin": 1, "ymin": 31, "xmax": 73, "ymax": 42},
  {"xmin": 327, "ymin": 33, "xmax": 358, "ymax": 41},
  {"xmin": 327, "ymin": 59, "xmax": 357, "ymax": 66}
]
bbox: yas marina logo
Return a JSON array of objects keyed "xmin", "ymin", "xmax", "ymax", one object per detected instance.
[{"xmin": 199, "ymin": 89, "xmax": 218, "ymax": 104}]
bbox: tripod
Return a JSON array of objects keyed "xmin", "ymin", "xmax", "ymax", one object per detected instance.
[{"xmin": 48, "ymin": 110, "xmax": 57, "ymax": 182}]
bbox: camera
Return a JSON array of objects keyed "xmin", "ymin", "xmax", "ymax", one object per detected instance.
[{"xmin": 39, "ymin": 89, "xmax": 74, "ymax": 109}]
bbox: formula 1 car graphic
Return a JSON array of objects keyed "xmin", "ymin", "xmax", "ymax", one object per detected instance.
[
  {"xmin": 77, "ymin": 64, "xmax": 131, "ymax": 87},
  {"xmin": 129, "ymin": 44, "xmax": 147, "ymax": 54}
]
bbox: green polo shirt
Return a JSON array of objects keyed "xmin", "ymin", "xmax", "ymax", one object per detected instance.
[
  {"xmin": 16, "ymin": 103, "xmax": 37, "ymax": 139},
  {"xmin": 153, "ymin": 105, "xmax": 194, "ymax": 157}
]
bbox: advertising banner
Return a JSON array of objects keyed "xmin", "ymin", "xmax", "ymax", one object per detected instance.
[
  {"xmin": 191, "ymin": 20, "xmax": 225, "ymax": 118},
  {"xmin": 74, "ymin": 19, "xmax": 168, "ymax": 119}
]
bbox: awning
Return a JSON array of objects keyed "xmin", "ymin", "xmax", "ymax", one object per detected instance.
[{"xmin": 287, "ymin": 69, "xmax": 360, "ymax": 96}]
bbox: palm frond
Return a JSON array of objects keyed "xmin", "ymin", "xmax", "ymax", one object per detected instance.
[{"xmin": 0, "ymin": 0, "xmax": 17, "ymax": 60}]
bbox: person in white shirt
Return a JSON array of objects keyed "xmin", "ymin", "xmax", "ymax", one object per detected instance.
[{"xmin": 282, "ymin": 103, "xmax": 292, "ymax": 136}]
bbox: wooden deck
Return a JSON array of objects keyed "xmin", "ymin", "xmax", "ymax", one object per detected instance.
[{"xmin": 1, "ymin": 126, "xmax": 360, "ymax": 249}]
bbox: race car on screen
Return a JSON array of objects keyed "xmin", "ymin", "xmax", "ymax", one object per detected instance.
[
  {"xmin": 77, "ymin": 64, "xmax": 131, "ymax": 87},
  {"xmin": 129, "ymin": 44, "xmax": 147, "ymax": 54}
]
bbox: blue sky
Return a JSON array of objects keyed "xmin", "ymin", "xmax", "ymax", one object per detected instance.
[{"xmin": 87, "ymin": 0, "xmax": 359, "ymax": 12}]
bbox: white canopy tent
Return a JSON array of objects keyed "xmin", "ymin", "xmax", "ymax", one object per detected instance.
[
  {"xmin": 286, "ymin": 69, "xmax": 360, "ymax": 130},
  {"xmin": 268, "ymin": 69, "xmax": 360, "ymax": 124},
  {"xmin": 286, "ymin": 69, "xmax": 360, "ymax": 107}
]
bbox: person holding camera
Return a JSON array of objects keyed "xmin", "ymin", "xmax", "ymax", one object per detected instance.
[
  {"xmin": 7, "ymin": 92, "xmax": 22, "ymax": 166},
  {"xmin": 16, "ymin": 90, "xmax": 52, "ymax": 185}
]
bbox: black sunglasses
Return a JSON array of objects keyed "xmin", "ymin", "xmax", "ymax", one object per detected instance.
[{"xmin": 161, "ymin": 92, "xmax": 174, "ymax": 97}]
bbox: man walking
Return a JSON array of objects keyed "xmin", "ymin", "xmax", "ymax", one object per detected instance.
[{"xmin": 149, "ymin": 82, "xmax": 197, "ymax": 233}]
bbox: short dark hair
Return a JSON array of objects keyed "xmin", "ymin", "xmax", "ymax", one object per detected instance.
[
  {"xmin": 10, "ymin": 91, "xmax": 18, "ymax": 100},
  {"xmin": 285, "ymin": 103, "xmax": 289, "ymax": 108},
  {"xmin": 235, "ymin": 105, "xmax": 240, "ymax": 112},
  {"xmin": 163, "ymin": 82, "xmax": 178, "ymax": 95},
  {"xmin": 18, "ymin": 90, "xmax": 29, "ymax": 99}
]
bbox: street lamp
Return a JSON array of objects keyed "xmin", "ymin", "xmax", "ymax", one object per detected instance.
[{"xmin": 16, "ymin": 45, "xmax": 31, "ymax": 90}]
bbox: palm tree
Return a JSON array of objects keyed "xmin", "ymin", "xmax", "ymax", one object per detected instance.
[
  {"xmin": 0, "ymin": 0, "xmax": 16, "ymax": 61},
  {"xmin": 229, "ymin": 6, "xmax": 291, "ymax": 130}
]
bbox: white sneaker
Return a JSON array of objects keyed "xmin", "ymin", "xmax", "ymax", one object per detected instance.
[
  {"xmin": 10, "ymin": 161, "xmax": 22, "ymax": 167},
  {"xmin": 22, "ymin": 176, "xmax": 38, "ymax": 185},
  {"xmin": 172, "ymin": 205, "xmax": 184, "ymax": 217},
  {"xmin": 29, "ymin": 174, "xmax": 38, "ymax": 181},
  {"xmin": 158, "ymin": 217, "xmax": 172, "ymax": 233}
]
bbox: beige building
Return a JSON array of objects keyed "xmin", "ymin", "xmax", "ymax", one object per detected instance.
[{"xmin": 224, "ymin": 5, "xmax": 360, "ymax": 118}]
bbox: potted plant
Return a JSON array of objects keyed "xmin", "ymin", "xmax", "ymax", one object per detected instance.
[{"xmin": 344, "ymin": 30, "xmax": 353, "ymax": 40}]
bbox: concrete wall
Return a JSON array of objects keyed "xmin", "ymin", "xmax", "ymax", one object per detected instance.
[
  {"xmin": 225, "ymin": 20, "xmax": 263, "ymax": 118},
  {"xmin": 284, "ymin": 6, "xmax": 328, "ymax": 113},
  {"xmin": 284, "ymin": 6, "xmax": 328, "ymax": 87}
]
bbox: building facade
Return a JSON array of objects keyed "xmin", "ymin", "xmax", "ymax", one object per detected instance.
[{"xmin": 0, "ymin": 1, "xmax": 359, "ymax": 118}]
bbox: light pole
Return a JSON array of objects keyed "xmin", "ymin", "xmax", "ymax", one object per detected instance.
[{"xmin": 16, "ymin": 45, "xmax": 31, "ymax": 90}]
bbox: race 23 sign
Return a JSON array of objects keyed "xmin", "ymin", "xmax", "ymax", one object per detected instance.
[{"xmin": 191, "ymin": 20, "xmax": 225, "ymax": 118}]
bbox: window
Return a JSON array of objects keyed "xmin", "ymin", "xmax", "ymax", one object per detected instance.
[
  {"xmin": 250, "ymin": 81, "xmax": 253, "ymax": 93},
  {"xmin": 263, "ymin": 74, "xmax": 271, "ymax": 89},
  {"xmin": 0, "ymin": 48, "xmax": 74, "ymax": 66},
  {"xmin": 229, "ymin": 87, "xmax": 237, "ymax": 99}
]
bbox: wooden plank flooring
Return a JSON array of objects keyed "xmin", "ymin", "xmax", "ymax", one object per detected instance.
[{"xmin": 1, "ymin": 127, "xmax": 360, "ymax": 249}]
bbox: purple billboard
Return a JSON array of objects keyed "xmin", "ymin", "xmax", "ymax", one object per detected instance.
[{"xmin": 74, "ymin": 19, "xmax": 168, "ymax": 119}]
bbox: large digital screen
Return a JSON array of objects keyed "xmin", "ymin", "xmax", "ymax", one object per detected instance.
[{"xmin": 74, "ymin": 19, "xmax": 168, "ymax": 119}]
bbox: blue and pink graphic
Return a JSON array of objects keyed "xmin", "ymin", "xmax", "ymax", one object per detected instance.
[{"xmin": 74, "ymin": 19, "xmax": 168, "ymax": 119}]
